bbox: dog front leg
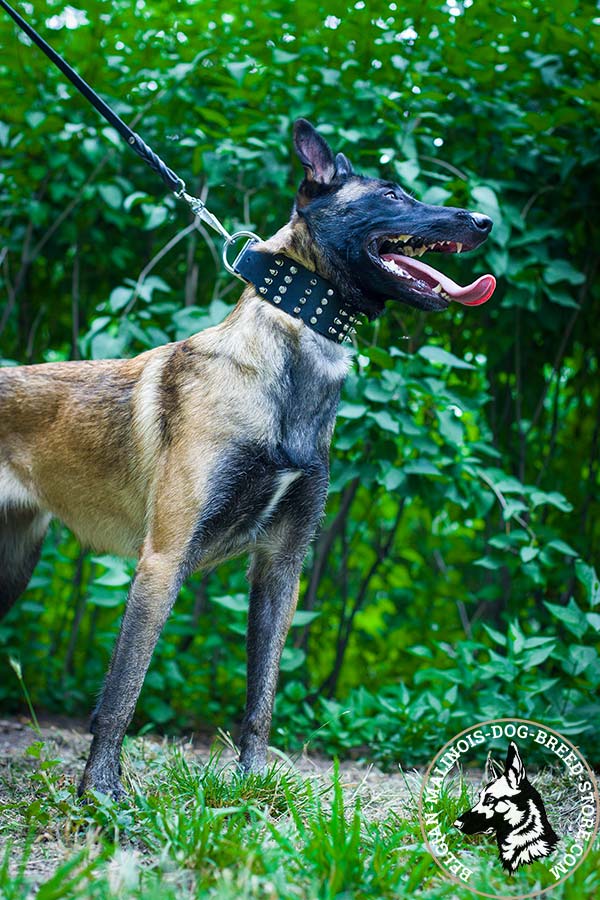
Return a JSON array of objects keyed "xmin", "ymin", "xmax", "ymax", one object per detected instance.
[
  {"xmin": 239, "ymin": 549, "xmax": 302, "ymax": 773},
  {"xmin": 79, "ymin": 550, "xmax": 183, "ymax": 799}
]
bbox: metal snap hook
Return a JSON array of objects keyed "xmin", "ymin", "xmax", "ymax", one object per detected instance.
[{"xmin": 222, "ymin": 230, "xmax": 262, "ymax": 280}]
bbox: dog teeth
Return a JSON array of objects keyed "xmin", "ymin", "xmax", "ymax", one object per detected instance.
[
  {"xmin": 403, "ymin": 247, "xmax": 414, "ymax": 257},
  {"xmin": 433, "ymin": 284, "xmax": 442, "ymax": 293},
  {"xmin": 456, "ymin": 242, "xmax": 463, "ymax": 253},
  {"xmin": 397, "ymin": 234, "xmax": 412, "ymax": 241}
]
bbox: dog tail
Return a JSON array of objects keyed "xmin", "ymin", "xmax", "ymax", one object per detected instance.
[{"xmin": 0, "ymin": 506, "xmax": 49, "ymax": 619}]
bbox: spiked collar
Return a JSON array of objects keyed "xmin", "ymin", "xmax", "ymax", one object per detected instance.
[{"xmin": 233, "ymin": 242, "xmax": 359, "ymax": 343}]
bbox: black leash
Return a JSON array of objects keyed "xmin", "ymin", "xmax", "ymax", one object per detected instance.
[
  {"xmin": 0, "ymin": 0, "xmax": 183, "ymax": 194},
  {"xmin": 1, "ymin": 0, "xmax": 358, "ymax": 342}
]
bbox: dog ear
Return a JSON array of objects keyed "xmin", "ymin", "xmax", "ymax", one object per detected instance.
[
  {"xmin": 335, "ymin": 152, "xmax": 353, "ymax": 178},
  {"xmin": 505, "ymin": 741, "xmax": 526, "ymax": 789},
  {"xmin": 293, "ymin": 119, "xmax": 336, "ymax": 186}
]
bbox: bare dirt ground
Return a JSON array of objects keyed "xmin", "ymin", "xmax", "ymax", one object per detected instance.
[
  {"xmin": 0, "ymin": 714, "xmax": 419, "ymax": 816},
  {"xmin": 0, "ymin": 714, "xmax": 420, "ymax": 886}
]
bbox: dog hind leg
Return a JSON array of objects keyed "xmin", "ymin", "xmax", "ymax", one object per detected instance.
[{"xmin": 0, "ymin": 507, "xmax": 49, "ymax": 619}]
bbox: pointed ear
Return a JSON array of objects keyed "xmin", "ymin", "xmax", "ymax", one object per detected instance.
[
  {"xmin": 505, "ymin": 741, "xmax": 526, "ymax": 789},
  {"xmin": 335, "ymin": 152, "xmax": 353, "ymax": 178},
  {"xmin": 293, "ymin": 118, "xmax": 336, "ymax": 186}
]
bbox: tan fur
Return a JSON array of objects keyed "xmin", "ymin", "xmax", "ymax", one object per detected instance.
[
  {"xmin": 334, "ymin": 181, "xmax": 373, "ymax": 203},
  {"xmin": 0, "ymin": 230, "xmax": 348, "ymax": 561}
]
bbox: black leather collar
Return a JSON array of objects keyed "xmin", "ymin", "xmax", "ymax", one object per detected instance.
[{"xmin": 233, "ymin": 241, "xmax": 359, "ymax": 343}]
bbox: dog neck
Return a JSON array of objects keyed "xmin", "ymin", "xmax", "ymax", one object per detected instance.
[
  {"xmin": 195, "ymin": 284, "xmax": 353, "ymax": 387},
  {"xmin": 235, "ymin": 245, "xmax": 359, "ymax": 344}
]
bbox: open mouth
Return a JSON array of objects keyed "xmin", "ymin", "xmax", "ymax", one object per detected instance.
[{"xmin": 371, "ymin": 235, "xmax": 496, "ymax": 307}]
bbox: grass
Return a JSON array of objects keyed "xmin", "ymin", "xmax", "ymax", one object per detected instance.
[{"xmin": 0, "ymin": 731, "xmax": 599, "ymax": 900}]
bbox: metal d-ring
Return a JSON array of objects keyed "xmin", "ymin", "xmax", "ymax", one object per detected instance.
[{"xmin": 222, "ymin": 230, "xmax": 262, "ymax": 280}]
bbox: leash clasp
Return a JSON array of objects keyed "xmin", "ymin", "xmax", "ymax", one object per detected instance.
[
  {"xmin": 177, "ymin": 190, "xmax": 262, "ymax": 281},
  {"xmin": 177, "ymin": 188, "xmax": 235, "ymax": 243},
  {"xmin": 222, "ymin": 231, "xmax": 262, "ymax": 281}
]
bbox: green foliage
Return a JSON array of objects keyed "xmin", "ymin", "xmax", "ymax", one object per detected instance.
[{"xmin": 1, "ymin": 0, "xmax": 599, "ymax": 764}]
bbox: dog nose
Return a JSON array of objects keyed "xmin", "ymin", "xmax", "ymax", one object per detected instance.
[{"xmin": 471, "ymin": 212, "xmax": 493, "ymax": 234}]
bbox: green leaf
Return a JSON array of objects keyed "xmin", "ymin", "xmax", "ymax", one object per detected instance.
[
  {"xmin": 380, "ymin": 467, "xmax": 405, "ymax": 491},
  {"xmin": 98, "ymin": 184, "xmax": 123, "ymax": 210},
  {"xmin": 529, "ymin": 490, "xmax": 573, "ymax": 512},
  {"xmin": 471, "ymin": 185, "xmax": 502, "ymax": 220},
  {"xmin": 437, "ymin": 408, "xmax": 463, "ymax": 444},
  {"xmin": 143, "ymin": 205, "xmax": 169, "ymax": 230},
  {"xmin": 546, "ymin": 539, "xmax": 579, "ymax": 557},
  {"xmin": 482, "ymin": 624, "xmax": 507, "ymax": 646},
  {"xmin": 368, "ymin": 410, "xmax": 400, "ymax": 433},
  {"xmin": 520, "ymin": 546, "xmax": 539, "ymax": 564},
  {"xmin": 280, "ymin": 647, "xmax": 306, "ymax": 672},
  {"xmin": 404, "ymin": 460, "xmax": 439, "ymax": 476},
  {"xmin": 211, "ymin": 594, "xmax": 248, "ymax": 613},
  {"xmin": 575, "ymin": 561, "xmax": 600, "ymax": 608},
  {"xmin": 92, "ymin": 333, "xmax": 128, "ymax": 360},
  {"xmin": 108, "ymin": 286, "xmax": 133, "ymax": 312},
  {"xmin": 418, "ymin": 346, "xmax": 475, "ymax": 370},
  {"xmin": 545, "ymin": 599, "xmax": 588, "ymax": 638},
  {"xmin": 543, "ymin": 260, "xmax": 586, "ymax": 285},
  {"xmin": 337, "ymin": 402, "xmax": 368, "ymax": 420},
  {"xmin": 565, "ymin": 645, "xmax": 598, "ymax": 676},
  {"xmin": 291, "ymin": 610, "xmax": 320, "ymax": 627}
]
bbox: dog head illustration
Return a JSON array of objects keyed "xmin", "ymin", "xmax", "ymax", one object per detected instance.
[{"xmin": 453, "ymin": 741, "xmax": 559, "ymax": 874}]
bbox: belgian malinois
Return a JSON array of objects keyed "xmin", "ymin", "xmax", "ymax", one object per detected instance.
[{"xmin": 0, "ymin": 119, "xmax": 495, "ymax": 798}]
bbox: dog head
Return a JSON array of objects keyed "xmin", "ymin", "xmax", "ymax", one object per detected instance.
[
  {"xmin": 292, "ymin": 118, "xmax": 496, "ymax": 319},
  {"xmin": 454, "ymin": 742, "xmax": 528, "ymax": 836},
  {"xmin": 453, "ymin": 741, "xmax": 559, "ymax": 874}
]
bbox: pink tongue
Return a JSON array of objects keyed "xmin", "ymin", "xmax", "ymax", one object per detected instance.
[{"xmin": 382, "ymin": 253, "xmax": 496, "ymax": 306}]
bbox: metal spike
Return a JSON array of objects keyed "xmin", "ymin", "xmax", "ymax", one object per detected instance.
[
  {"xmin": 259, "ymin": 287, "xmax": 267, "ymax": 294},
  {"xmin": 310, "ymin": 316, "xmax": 317, "ymax": 324},
  {"xmin": 293, "ymin": 306, "xmax": 301, "ymax": 314},
  {"xmin": 274, "ymin": 295, "xmax": 281, "ymax": 303},
  {"xmin": 284, "ymin": 275, "xmax": 292, "ymax": 284},
  {"xmin": 279, "ymin": 286, "xmax": 287, "ymax": 294},
  {"xmin": 327, "ymin": 289, "xmax": 334, "ymax": 296},
  {"xmin": 334, "ymin": 317, "xmax": 342, "ymax": 325},
  {"xmin": 322, "ymin": 298, "xmax": 328, "ymax": 306},
  {"xmin": 290, "ymin": 266, "xmax": 298, "ymax": 274},
  {"xmin": 305, "ymin": 288, "xmax": 312, "ymax": 295},
  {"xmin": 269, "ymin": 269, "xmax": 277, "ymax": 276},
  {"xmin": 264, "ymin": 277, "xmax": 272, "ymax": 284},
  {"xmin": 310, "ymin": 278, "xmax": 317, "ymax": 286},
  {"xmin": 275, "ymin": 259, "xmax": 283, "ymax": 266},
  {"xmin": 316, "ymin": 307, "xmax": 322, "ymax": 315}
]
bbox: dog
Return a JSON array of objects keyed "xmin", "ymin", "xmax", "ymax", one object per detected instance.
[
  {"xmin": 454, "ymin": 741, "xmax": 559, "ymax": 873},
  {"xmin": 0, "ymin": 119, "xmax": 495, "ymax": 798}
]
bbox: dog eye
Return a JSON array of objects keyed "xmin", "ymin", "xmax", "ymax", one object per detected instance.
[{"xmin": 384, "ymin": 190, "xmax": 398, "ymax": 200}]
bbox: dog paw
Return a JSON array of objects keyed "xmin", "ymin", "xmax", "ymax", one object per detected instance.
[
  {"xmin": 78, "ymin": 773, "xmax": 128, "ymax": 802},
  {"xmin": 238, "ymin": 753, "xmax": 268, "ymax": 777}
]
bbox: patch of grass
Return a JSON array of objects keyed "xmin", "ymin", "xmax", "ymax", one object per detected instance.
[{"xmin": 1, "ymin": 735, "xmax": 599, "ymax": 900}]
